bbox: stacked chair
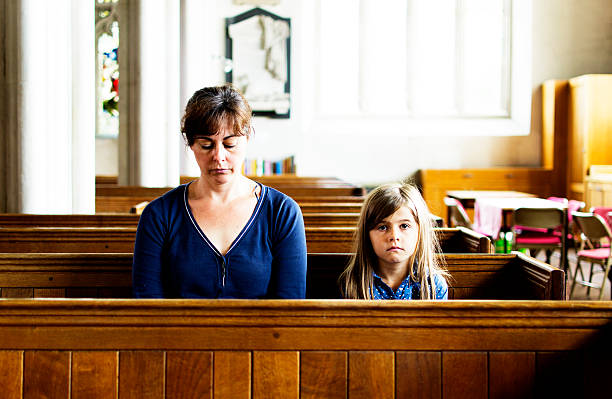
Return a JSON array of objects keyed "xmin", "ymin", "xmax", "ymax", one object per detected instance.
[{"xmin": 570, "ymin": 211, "xmax": 612, "ymax": 300}]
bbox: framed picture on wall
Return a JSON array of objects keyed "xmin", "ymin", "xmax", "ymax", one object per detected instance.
[{"xmin": 226, "ymin": 7, "xmax": 291, "ymax": 118}]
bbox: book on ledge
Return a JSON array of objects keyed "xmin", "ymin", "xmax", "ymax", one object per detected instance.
[{"xmin": 243, "ymin": 155, "xmax": 295, "ymax": 176}]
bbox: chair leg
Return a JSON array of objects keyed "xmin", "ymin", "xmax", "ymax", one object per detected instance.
[
  {"xmin": 570, "ymin": 259, "xmax": 581, "ymax": 299},
  {"xmin": 587, "ymin": 262, "xmax": 595, "ymax": 297},
  {"xmin": 570, "ymin": 258, "xmax": 589, "ymax": 299},
  {"xmin": 598, "ymin": 263, "xmax": 611, "ymax": 300},
  {"xmin": 545, "ymin": 249, "xmax": 552, "ymax": 264}
]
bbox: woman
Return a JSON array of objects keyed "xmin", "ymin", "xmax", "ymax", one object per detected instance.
[{"xmin": 132, "ymin": 85, "xmax": 307, "ymax": 298}]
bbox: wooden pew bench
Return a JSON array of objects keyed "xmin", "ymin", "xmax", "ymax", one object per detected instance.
[
  {"xmin": 0, "ymin": 212, "xmax": 361, "ymax": 228},
  {"xmin": 96, "ymin": 185, "xmax": 367, "ymax": 199},
  {"xmin": 96, "ymin": 195, "xmax": 366, "ymax": 213},
  {"xmin": 97, "ymin": 174, "xmax": 356, "ymax": 187},
  {"xmin": 305, "ymin": 226, "xmax": 491, "ymax": 253},
  {"xmin": 0, "ymin": 299, "xmax": 608, "ymax": 398},
  {"xmin": 0, "ymin": 252, "xmax": 561, "ymax": 299},
  {"xmin": 0, "ymin": 227, "xmax": 489, "ymax": 254},
  {"xmin": 306, "ymin": 252, "xmax": 564, "ymax": 300}
]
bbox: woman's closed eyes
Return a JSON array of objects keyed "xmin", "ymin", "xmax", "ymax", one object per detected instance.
[{"xmin": 197, "ymin": 138, "xmax": 239, "ymax": 150}]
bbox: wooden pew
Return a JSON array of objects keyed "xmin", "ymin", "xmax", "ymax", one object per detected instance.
[
  {"xmin": 0, "ymin": 213, "xmax": 361, "ymax": 228},
  {"xmin": 0, "ymin": 252, "xmax": 553, "ymax": 300},
  {"xmin": 0, "ymin": 227, "xmax": 136, "ymax": 253},
  {"xmin": 301, "ymin": 202, "xmax": 363, "ymax": 213},
  {"xmin": 97, "ymin": 174, "xmax": 355, "ymax": 187},
  {"xmin": 305, "ymin": 226, "xmax": 491, "ymax": 253},
  {"xmin": 0, "ymin": 299, "xmax": 608, "ymax": 398},
  {"xmin": 0, "ymin": 213, "xmax": 140, "ymax": 228},
  {"xmin": 0, "ymin": 227, "xmax": 490, "ymax": 254},
  {"xmin": 306, "ymin": 252, "xmax": 565, "ymax": 300},
  {"xmin": 97, "ymin": 195, "xmax": 366, "ymax": 213},
  {"xmin": 96, "ymin": 185, "xmax": 367, "ymax": 198}
]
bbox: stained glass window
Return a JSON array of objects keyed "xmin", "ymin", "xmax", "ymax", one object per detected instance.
[{"xmin": 95, "ymin": 0, "xmax": 119, "ymax": 138}]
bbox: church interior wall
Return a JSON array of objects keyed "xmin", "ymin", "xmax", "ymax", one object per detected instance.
[{"xmin": 91, "ymin": 0, "xmax": 612, "ymax": 186}]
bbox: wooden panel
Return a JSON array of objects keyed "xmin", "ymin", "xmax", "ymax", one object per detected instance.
[
  {"xmin": 166, "ymin": 351, "xmax": 212, "ymax": 399},
  {"xmin": 24, "ymin": 351, "xmax": 70, "ymax": 399},
  {"xmin": 0, "ymin": 351, "xmax": 22, "ymax": 399},
  {"xmin": 489, "ymin": 352, "xmax": 535, "ymax": 399},
  {"xmin": 214, "ymin": 351, "xmax": 251, "ymax": 399},
  {"xmin": 253, "ymin": 351, "xmax": 299, "ymax": 399},
  {"xmin": 541, "ymin": 80, "xmax": 568, "ymax": 194},
  {"xmin": 536, "ymin": 351, "xmax": 583, "ymax": 398},
  {"xmin": 119, "ymin": 351, "xmax": 164, "ymax": 399},
  {"xmin": 396, "ymin": 352, "xmax": 441, "ymax": 399},
  {"xmin": 72, "ymin": 351, "xmax": 118, "ymax": 399},
  {"xmin": 0, "ymin": 227, "xmax": 136, "ymax": 253},
  {"xmin": 2, "ymin": 288, "xmax": 33, "ymax": 298},
  {"xmin": 98, "ymin": 287, "xmax": 132, "ymax": 298},
  {"xmin": 442, "ymin": 352, "xmax": 487, "ymax": 399},
  {"xmin": 66, "ymin": 288, "xmax": 100, "ymax": 298},
  {"xmin": 348, "ymin": 352, "xmax": 394, "ymax": 399},
  {"xmin": 582, "ymin": 341, "xmax": 612, "ymax": 397},
  {"xmin": 301, "ymin": 351, "xmax": 346, "ymax": 399},
  {"xmin": 34, "ymin": 288, "xmax": 66, "ymax": 298}
]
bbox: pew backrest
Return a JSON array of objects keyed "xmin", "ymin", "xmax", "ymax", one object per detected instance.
[
  {"xmin": 0, "ymin": 299, "xmax": 607, "ymax": 398},
  {"xmin": 0, "ymin": 252, "xmax": 562, "ymax": 300},
  {"xmin": 96, "ymin": 196, "xmax": 365, "ymax": 213},
  {"xmin": 97, "ymin": 185, "xmax": 366, "ymax": 198},
  {"xmin": 0, "ymin": 226, "xmax": 489, "ymax": 254},
  {"xmin": 0, "ymin": 213, "xmax": 361, "ymax": 229},
  {"xmin": 307, "ymin": 252, "xmax": 564, "ymax": 300},
  {"xmin": 305, "ymin": 226, "xmax": 491, "ymax": 253}
]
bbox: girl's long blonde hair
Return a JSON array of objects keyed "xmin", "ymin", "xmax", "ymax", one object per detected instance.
[{"xmin": 340, "ymin": 182, "xmax": 448, "ymax": 299}]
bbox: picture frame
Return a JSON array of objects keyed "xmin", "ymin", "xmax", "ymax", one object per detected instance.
[{"xmin": 226, "ymin": 7, "xmax": 291, "ymax": 118}]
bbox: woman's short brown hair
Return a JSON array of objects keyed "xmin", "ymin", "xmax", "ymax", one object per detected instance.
[{"xmin": 181, "ymin": 84, "xmax": 252, "ymax": 146}]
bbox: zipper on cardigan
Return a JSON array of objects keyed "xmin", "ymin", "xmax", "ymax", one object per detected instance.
[{"xmin": 221, "ymin": 258, "xmax": 226, "ymax": 286}]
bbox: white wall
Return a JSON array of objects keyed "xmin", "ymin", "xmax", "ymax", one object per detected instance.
[{"xmin": 96, "ymin": 0, "xmax": 612, "ymax": 185}]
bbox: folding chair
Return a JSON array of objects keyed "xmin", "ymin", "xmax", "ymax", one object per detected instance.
[
  {"xmin": 591, "ymin": 206, "xmax": 612, "ymax": 230},
  {"xmin": 512, "ymin": 207, "xmax": 566, "ymax": 269},
  {"xmin": 570, "ymin": 212, "xmax": 612, "ymax": 300},
  {"xmin": 443, "ymin": 197, "xmax": 473, "ymax": 229}
]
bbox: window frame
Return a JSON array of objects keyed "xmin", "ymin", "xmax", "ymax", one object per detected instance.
[{"xmin": 310, "ymin": 0, "xmax": 532, "ymax": 137}]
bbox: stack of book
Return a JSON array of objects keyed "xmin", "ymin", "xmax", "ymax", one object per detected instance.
[{"xmin": 243, "ymin": 155, "xmax": 296, "ymax": 176}]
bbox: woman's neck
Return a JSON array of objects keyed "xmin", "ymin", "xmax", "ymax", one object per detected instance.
[{"xmin": 191, "ymin": 174, "xmax": 251, "ymax": 203}]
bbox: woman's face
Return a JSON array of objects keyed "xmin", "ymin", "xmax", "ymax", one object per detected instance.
[
  {"xmin": 190, "ymin": 124, "xmax": 248, "ymax": 184},
  {"xmin": 368, "ymin": 205, "xmax": 420, "ymax": 271}
]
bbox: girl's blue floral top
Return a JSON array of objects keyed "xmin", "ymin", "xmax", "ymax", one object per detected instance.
[{"xmin": 372, "ymin": 272, "xmax": 448, "ymax": 300}]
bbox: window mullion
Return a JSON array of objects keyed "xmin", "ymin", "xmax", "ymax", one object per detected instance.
[
  {"xmin": 454, "ymin": 0, "xmax": 465, "ymax": 116},
  {"xmin": 405, "ymin": 0, "xmax": 415, "ymax": 114},
  {"xmin": 501, "ymin": 0, "xmax": 512, "ymax": 115}
]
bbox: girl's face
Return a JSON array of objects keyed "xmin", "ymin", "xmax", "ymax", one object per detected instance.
[
  {"xmin": 190, "ymin": 124, "xmax": 248, "ymax": 184},
  {"xmin": 369, "ymin": 205, "xmax": 420, "ymax": 270}
]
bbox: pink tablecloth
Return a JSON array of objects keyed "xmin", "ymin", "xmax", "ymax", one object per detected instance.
[{"xmin": 473, "ymin": 197, "xmax": 566, "ymax": 239}]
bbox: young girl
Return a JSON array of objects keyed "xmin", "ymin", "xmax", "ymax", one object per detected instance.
[{"xmin": 340, "ymin": 182, "xmax": 449, "ymax": 300}]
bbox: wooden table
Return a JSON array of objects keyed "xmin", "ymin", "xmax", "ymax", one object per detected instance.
[
  {"xmin": 473, "ymin": 197, "xmax": 568, "ymax": 270},
  {"xmin": 446, "ymin": 190, "xmax": 536, "ymax": 209},
  {"xmin": 445, "ymin": 190, "xmax": 536, "ymax": 225}
]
